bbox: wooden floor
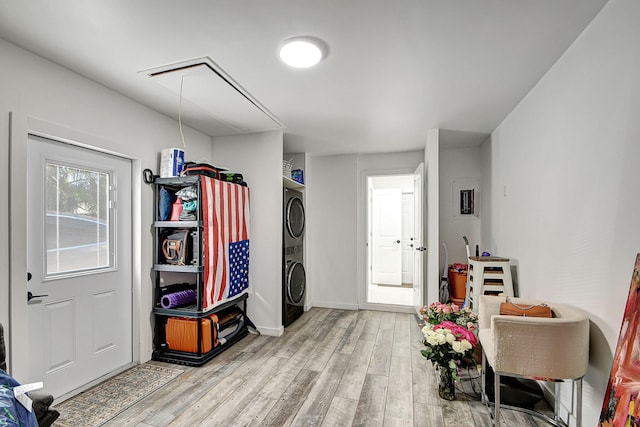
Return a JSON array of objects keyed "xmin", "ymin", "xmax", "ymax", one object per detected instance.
[{"xmin": 102, "ymin": 308, "xmax": 549, "ymax": 426}]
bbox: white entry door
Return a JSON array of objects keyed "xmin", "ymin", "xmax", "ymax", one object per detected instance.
[
  {"xmin": 26, "ymin": 134, "xmax": 132, "ymax": 398},
  {"xmin": 371, "ymin": 188, "xmax": 402, "ymax": 285},
  {"xmin": 413, "ymin": 163, "xmax": 425, "ymax": 309}
]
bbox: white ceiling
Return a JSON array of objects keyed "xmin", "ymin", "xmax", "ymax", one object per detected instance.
[{"xmin": 0, "ymin": 0, "xmax": 608, "ymax": 155}]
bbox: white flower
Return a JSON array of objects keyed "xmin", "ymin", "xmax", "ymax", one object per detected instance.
[
  {"xmin": 437, "ymin": 334, "xmax": 448, "ymax": 345},
  {"xmin": 425, "ymin": 329, "xmax": 448, "ymax": 346},
  {"xmin": 445, "ymin": 333, "xmax": 456, "ymax": 344},
  {"xmin": 451, "ymin": 339, "xmax": 472, "ymax": 354},
  {"xmin": 451, "ymin": 341, "xmax": 465, "ymax": 354},
  {"xmin": 427, "ymin": 334, "xmax": 441, "ymax": 346}
]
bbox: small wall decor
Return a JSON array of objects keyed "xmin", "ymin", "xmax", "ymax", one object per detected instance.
[{"xmin": 598, "ymin": 253, "xmax": 640, "ymax": 426}]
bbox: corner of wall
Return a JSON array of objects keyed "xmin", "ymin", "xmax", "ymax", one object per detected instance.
[{"xmin": 211, "ymin": 131, "xmax": 284, "ymax": 333}]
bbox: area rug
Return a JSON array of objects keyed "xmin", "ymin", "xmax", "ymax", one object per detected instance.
[{"xmin": 53, "ymin": 363, "xmax": 184, "ymax": 427}]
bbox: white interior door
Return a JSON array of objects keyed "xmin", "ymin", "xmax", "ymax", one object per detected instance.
[
  {"xmin": 26, "ymin": 134, "xmax": 132, "ymax": 399},
  {"xmin": 401, "ymin": 193, "xmax": 414, "ymax": 284},
  {"xmin": 371, "ymin": 188, "xmax": 402, "ymax": 285},
  {"xmin": 413, "ymin": 163, "xmax": 425, "ymax": 309}
]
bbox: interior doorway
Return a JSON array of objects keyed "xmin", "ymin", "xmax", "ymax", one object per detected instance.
[{"xmin": 367, "ymin": 174, "xmax": 417, "ymax": 306}]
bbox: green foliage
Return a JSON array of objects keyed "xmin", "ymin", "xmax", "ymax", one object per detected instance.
[{"xmin": 46, "ymin": 164, "xmax": 108, "ymax": 219}]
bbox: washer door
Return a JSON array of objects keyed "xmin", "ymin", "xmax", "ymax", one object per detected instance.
[
  {"xmin": 286, "ymin": 261, "xmax": 306, "ymax": 306},
  {"xmin": 286, "ymin": 196, "xmax": 305, "ymax": 239}
]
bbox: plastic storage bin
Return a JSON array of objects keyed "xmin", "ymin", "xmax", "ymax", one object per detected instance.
[{"xmin": 448, "ymin": 263, "xmax": 468, "ymax": 305}]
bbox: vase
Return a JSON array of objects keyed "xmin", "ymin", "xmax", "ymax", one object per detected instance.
[{"xmin": 438, "ymin": 367, "xmax": 455, "ymax": 400}]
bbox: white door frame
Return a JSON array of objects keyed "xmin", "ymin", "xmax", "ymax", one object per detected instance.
[
  {"xmin": 8, "ymin": 113, "xmax": 141, "ymax": 381},
  {"xmin": 412, "ymin": 163, "xmax": 424, "ymax": 310},
  {"xmin": 425, "ymin": 129, "xmax": 440, "ymax": 310},
  {"xmin": 401, "ymin": 192, "xmax": 415, "ymax": 285},
  {"xmin": 357, "ymin": 168, "xmax": 417, "ymax": 313}
]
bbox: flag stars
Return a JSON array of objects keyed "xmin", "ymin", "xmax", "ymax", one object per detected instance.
[{"xmin": 228, "ymin": 239, "xmax": 250, "ymax": 297}]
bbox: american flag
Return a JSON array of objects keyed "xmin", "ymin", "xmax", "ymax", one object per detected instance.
[{"xmin": 201, "ymin": 176, "xmax": 250, "ymax": 310}]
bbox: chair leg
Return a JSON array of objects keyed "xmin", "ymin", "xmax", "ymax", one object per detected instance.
[
  {"xmin": 554, "ymin": 381, "xmax": 560, "ymax": 422},
  {"xmin": 481, "ymin": 350, "xmax": 486, "ymax": 404},
  {"xmin": 576, "ymin": 378, "xmax": 583, "ymax": 427},
  {"xmin": 494, "ymin": 371, "xmax": 501, "ymax": 426}
]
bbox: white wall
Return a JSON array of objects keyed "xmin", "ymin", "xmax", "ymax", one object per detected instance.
[
  {"xmin": 484, "ymin": 0, "xmax": 640, "ymax": 424},
  {"xmin": 439, "ymin": 146, "xmax": 482, "ymax": 272},
  {"xmin": 306, "ymin": 154, "xmax": 359, "ymax": 309},
  {"xmin": 0, "ymin": 39, "xmax": 213, "ymax": 376},
  {"xmin": 212, "ymin": 131, "xmax": 284, "ymax": 336},
  {"xmin": 480, "ymin": 137, "xmax": 493, "ymax": 260}
]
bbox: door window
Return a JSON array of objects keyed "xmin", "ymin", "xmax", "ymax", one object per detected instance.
[{"xmin": 45, "ymin": 162, "xmax": 113, "ymax": 277}]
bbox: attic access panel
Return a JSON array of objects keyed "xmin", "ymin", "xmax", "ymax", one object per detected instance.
[{"xmin": 140, "ymin": 57, "xmax": 283, "ymax": 134}]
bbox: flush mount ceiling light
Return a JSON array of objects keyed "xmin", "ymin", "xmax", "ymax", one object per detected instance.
[{"xmin": 279, "ymin": 36, "xmax": 328, "ymax": 68}]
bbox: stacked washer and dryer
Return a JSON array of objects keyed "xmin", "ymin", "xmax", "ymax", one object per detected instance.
[{"xmin": 283, "ymin": 187, "xmax": 306, "ymax": 327}]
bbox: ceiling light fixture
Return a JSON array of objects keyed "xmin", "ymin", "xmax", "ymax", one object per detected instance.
[{"xmin": 279, "ymin": 36, "xmax": 327, "ymax": 68}]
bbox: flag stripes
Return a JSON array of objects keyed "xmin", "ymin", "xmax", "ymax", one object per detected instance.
[{"xmin": 201, "ymin": 176, "xmax": 250, "ymax": 310}]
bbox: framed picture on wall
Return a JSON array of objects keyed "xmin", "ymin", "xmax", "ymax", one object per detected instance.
[{"xmin": 598, "ymin": 253, "xmax": 640, "ymax": 426}]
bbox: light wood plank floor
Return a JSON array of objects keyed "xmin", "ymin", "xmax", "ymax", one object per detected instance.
[{"xmin": 99, "ymin": 308, "xmax": 550, "ymax": 426}]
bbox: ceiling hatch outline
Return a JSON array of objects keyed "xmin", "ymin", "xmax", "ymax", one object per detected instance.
[{"xmin": 139, "ymin": 57, "xmax": 284, "ymax": 135}]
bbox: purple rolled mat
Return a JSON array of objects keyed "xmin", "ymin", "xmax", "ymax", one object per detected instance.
[{"xmin": 161, "ymin": 289, "xmax": 196, "ymax": 308}]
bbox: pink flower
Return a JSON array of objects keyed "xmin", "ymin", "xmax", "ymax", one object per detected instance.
[
  {"xmin": 451, "ymin": 304, "xmax": 460, "ymax": 313},
  {"xmin": 435, "ymin": 321, "xmax": 457, "ymax": 330},
  {"xmin": 442, "ymin": 305, "xmax": 452, "ymax": 314},
  {"xmin": 434, "ymin": 321, "xmax": 478, "ymax": 346}
]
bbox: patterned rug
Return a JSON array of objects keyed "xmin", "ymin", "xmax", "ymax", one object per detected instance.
[{"xmin": 52, "ymin": 363, "xmax": 184, "ymax": 427}]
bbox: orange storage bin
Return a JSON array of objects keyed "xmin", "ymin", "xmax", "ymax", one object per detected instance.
[
  {"xmin": 448, "ymin": 264, "xmax": 468, "ymax": 305},
  {"xmin": 165, "ymin": 314, "xmax": 219, "ymax": 353}
]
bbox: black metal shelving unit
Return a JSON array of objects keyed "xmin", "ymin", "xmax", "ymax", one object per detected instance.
[{"xmin": 151, "ymin": 176, "xmax": 249, "ymax": 366}]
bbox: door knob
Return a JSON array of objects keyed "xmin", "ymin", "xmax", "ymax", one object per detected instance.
[
  {"xmin": 415, "ymin": 246, "xmax": 427, "ymax": 252},
  {"xmin": 396, "ymin": 240, "xmax": 401, "ymax": 243},
  {"xmin": 27, "ymin": 291, "xmax": 48, "ymax": 302}
]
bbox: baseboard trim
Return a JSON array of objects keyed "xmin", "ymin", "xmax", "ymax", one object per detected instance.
[
  {"xmin": 358, "ymin": 302, "xmax": 416, "ymax": 313},
  {"xmin": 311, "ymin": 301, "xmax": 359, "ymax": 311},
  {"xmin": 309, "ymin": 301, "xmax": 416, "ymax": 313},
  {"xmin": 257, "ymin": 325, "xmax": 284, "ymax": 337}
]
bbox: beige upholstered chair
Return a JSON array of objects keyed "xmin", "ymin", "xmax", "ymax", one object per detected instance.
[{"xmin": 478, "ymin": 295, "xmax": 590, "ymax": 427}]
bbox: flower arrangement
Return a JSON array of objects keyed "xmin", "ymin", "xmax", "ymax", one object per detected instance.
[
  {"xmin": 419, "ymin": 301, "xmax": 478, "ymax": 329},
  {"xmin": 419, "ymin": 302, "xmax": 479, "ymax": 387}
]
